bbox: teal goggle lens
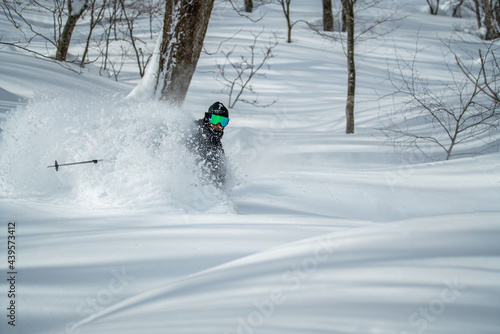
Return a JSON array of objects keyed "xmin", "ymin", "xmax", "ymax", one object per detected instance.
[{"xmin": 209, "ymin": 115, "xmax": 229, "ymax": 127}]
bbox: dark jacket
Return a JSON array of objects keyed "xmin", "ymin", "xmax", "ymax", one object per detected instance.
[{"xmin": 186, "ymin": 119, "xmax": 226, "ymax": 186}]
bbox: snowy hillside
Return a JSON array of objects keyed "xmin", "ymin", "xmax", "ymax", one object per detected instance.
[{"xmin": 1, "ymin": 1, "xmax": 499, "ymax": 334}]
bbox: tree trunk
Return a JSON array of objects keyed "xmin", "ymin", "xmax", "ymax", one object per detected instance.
[
  {"xmin": 322, "ymin": 0, "xmax": 333, "ymax": 32},
  {"xmin": 245, "ymin": 0, "xmax": 253, "ymax": 13},
  {"xmin": 452, "ymin": 0, "xmax": 465, "ymax": 17},
  {"xmin": 426, "ymin": 0, "xmax": 440, "ymax": 15},
  {"xmin": 56, "ymin": 0, "xmax": 89, "ymax": 61},
  {"xmin": 278, "ymin": 0, "xmax": 292, "ymax": 43},
  {"xmin": 156, "ymin": 0, "xmax": 215, "ymax": 105},
  {"xmin": 341, "ymin": 6, "xmax": 347, "ymax": 32},
  {"xmin": 474, "ymin": 0, "xmax": 482, "ymax": 29},
  {"xmin": 81, "ymin": 0, "xmax": 107, "ymax": 66},
  {"xmin": 483, "ymin": 0, "xmax": 500, "ymax": 40},
  {"xmin": 493, "ymin": 0, "xmax": 500, "ymax": 30},
  {"xmin": 341, "ymin": 0, "xmax": 355, "ymax": 134}
]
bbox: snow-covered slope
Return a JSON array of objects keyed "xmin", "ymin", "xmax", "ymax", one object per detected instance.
[{"xmin": 0, "ymin": 1, "xmax": 499, "ymax": 334}]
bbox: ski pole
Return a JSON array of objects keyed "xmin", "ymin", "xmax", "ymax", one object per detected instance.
[{"xmin": 47, "ymin": 159, "xmax": 103, "ymax": 172}]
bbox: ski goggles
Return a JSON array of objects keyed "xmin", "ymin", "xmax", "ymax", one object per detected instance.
[{"xmin": 209, "ymin": 114, "xmax": 229, "ymax": 127}]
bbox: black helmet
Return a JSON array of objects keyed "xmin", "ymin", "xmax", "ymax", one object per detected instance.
[
  {"xmin": 204, "ymin": 102, "xmax": 229, "ymax": 137},
  {"xmin": 206, "ymin": 101, "xmax": 229, "ymax": 118}
]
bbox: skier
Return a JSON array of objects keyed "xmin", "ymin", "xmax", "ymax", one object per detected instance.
[{"xmin": 187, "ymin": 101, "xmax": 230, "ymax": 187}]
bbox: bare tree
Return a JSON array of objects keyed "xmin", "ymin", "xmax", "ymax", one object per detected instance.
[
  {"xmin": 341, "ymin": 0, "xmax": 356, "ymax": 134},
  {"xmin": 323, "ymin": 0, "xmax": 333, "ymax": 31},
  {"xmin": 451, "ymin": 0, "xmax": 466, "ymax": 17},
  {"xmin": 426, "ymin": 0, "xmax": 440, "ymax": 15},
  {"xmin": 245, "ymin": 0, "xmax": 253, "ymax": 13},
  {"xmin": 119, "ymin": 0, "xmax": 149, "ymax": 77},
  {"xmin": 275, "ymin": 0, "xmax": 321, "ymax": 42},
  {"xmin": 154, "ymin": 0, "xmax": 215, "ymax": 104},
  {"xmin": 81, "ymin": 0, "xmax": 108, "ymax": 66},
  {"xmin": 0, "ymin": 0, "xmax": 85, "ymax": 61},
  {"xmin": 495, "ymin": 0, "xmax": 500, "ymax": 27},
  {"xmin": 98, "ymin": 0, "xmax": 119, "ymax": 75},
  {"xmin": 276, "ymin": 0, "xmax": 293, "ymax": 43},
  {"xmin": 226, "ymin": 0, "xmax": 267, "ymax": 24},
  {"xmin": 216, "ymin": 31, "xmax": 279, "ymax": 108},
  {"xmin": 335, "ymin": 0, "xmax": 401, "ymax": 134},
  {"xmin": 306, "ymin": 0, "xmax": 400, "ymax": 134},
  {"xmin": 457, "ymin": 45, "xmax": 500, "ymax": 105},
  {"xmin": 469, "ymin": 0, "xmax": 500, "ymax": 40},
  {"xmin": 146, "ymin": 0, "xmax": 163, "ymax": 38},
  {"xmin": 56, "ymin": 0, "xmax": 90, "ymax": 61},
  {"xmin": 382, "ymin": 45, "xmax": 500, "ymax": 160},
  {"xmin": 474, "ymin": 0, "xmax": 482, "ymax": 29},
  {"xmin": 1, "ymin": 0, "xmax": 159, "ymax": 79},
  {"xmin": 482, "ymin": 0, "xmax": 500, "ymax": 40}
]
